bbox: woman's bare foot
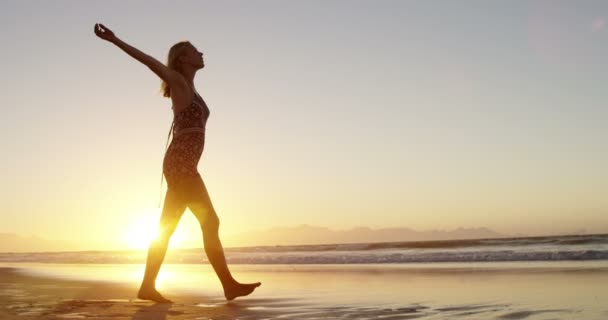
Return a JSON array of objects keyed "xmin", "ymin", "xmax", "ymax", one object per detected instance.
[
  {"xmin": 137, "ymin": 287, "xmax": 173, "ymax": 303},
  {"xmin": 224, "ymin": 281, "xmax": 262, "ymax": 301}
]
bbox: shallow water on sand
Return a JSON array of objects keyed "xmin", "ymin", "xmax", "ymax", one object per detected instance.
[{"xmin": 2, "ymin": 261, "xmax": 608, "ymax": 319}]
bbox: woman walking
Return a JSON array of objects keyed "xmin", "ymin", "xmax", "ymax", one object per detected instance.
[{"xmin": 94, "ymin": 23, "xmax": 261, "ymax": 303}]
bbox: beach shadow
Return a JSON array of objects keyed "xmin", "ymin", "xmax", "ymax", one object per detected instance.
[
  {"xmin": 496, "ymin": 308, "xmax": 576, "ymax": 319},
  {"xmin": 131, "ymin": 303, "xmax": 174, "ymax": 320},
  {"xmin": 194, "ymin": 298, "xmax": 290, "ymax": 319},
  {"xmin": 131, "ymin": 297, "xmax": 295, "ymax": 319}
]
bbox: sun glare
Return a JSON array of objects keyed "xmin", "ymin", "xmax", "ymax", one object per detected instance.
[
  {"xmin": 123, "ymin": 208, "xmax": 187, "ymax": 250},
  {"xmin": 123, "ymin": 213, "xmax": 159, "ymax": 250}
]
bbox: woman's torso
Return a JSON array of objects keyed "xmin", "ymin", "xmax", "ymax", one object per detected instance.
[{"xmin": 171, "ymin": 90, "xmax": 210, "ymax": 135}]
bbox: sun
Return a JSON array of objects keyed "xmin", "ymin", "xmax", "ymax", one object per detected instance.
[
  {"xmin": 123, "ymin": 213, "xmax": 160, "ymax": 250},
  {"xmin": 122, "ymin": 209, "xmax": 186, "ymax": 250}
]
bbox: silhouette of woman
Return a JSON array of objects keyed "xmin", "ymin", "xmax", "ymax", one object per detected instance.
[{"xmin": 94, "ymin": 23, "xmax": 261, "ymax": 303}]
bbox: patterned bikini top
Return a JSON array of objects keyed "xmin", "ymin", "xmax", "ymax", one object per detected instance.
[
  {"xmin": 170, "ymin": 91, "xmax": 210, "ymax": 138},
  {"xmin": 158, "ymin": 91, "xmax": 211, "ymax": 207}
]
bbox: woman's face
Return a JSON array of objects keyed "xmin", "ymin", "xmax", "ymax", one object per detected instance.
[{"xmin": 180, "ymin": 44, "xmax": 204, "ymax": 69}]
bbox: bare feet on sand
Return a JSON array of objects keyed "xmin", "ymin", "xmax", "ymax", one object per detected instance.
[
  {"xmin": 224, "ymin": 281, "xmax": 262, "ymax": 301},
  {"xmin": 137, "ymin": 287, "xmax": 173, "ymax": 303}
]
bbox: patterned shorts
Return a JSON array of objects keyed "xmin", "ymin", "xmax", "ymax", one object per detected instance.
[{"xmin": 163, "ymin": 132, "xmax": 205, "ymax": 190}]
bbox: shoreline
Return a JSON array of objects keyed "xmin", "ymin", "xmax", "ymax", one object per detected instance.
[
  {"xmin": 0, "ymin": 267, "xmax": 280, "ymax": 319},
  {"xmin": 2, "ymin": 262, "xmax": 608, "ymax": 319}
]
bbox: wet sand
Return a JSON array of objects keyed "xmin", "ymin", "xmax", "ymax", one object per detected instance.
[{"xmin": 1, "ymin": 262, "xmax": 608, "ymax": 319}]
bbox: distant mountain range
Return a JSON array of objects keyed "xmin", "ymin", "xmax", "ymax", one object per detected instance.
[
  {"xmin": 222, "ymin": 225, "xmax": 518, "ymax": 247},
  {"xmin": 2, "ymin": 226, "xmax": 521, "ymax": 252},
  {"xmin": 0, "ymin": 233, "xmax": 67, "ymax": 253},
  {"xmin": 0, "ymin": 233, "xmax": 107, "ymax": 253}
]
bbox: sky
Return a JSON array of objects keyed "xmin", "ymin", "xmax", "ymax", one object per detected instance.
[{"xmin": 1, "ymin": 0, "xmax": 607, "ymax": 250}]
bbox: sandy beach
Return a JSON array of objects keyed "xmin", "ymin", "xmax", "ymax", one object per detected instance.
[{"xmin": 1, "ymin": 262, "xmax": 607, "ymax": 319}]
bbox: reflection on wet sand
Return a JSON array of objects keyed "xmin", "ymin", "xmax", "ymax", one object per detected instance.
[{"xmin": 1, "ymin": 263, "xmax": 607, "ymax": 319}]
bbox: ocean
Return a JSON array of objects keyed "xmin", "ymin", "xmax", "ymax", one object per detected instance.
[
  {"xmin": 2, "ymin": 234, "xmax": 608, "ymax": 319},
  {"xmin": 1, "ymin": 233, "xmax": 607, "ymax": 264}
]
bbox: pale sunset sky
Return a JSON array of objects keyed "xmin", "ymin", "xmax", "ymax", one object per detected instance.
[{"xmin": 1, "ymin": 1, "xmax": 607, "ymax": 250}]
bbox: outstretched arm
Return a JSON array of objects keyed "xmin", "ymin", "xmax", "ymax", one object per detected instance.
[{"xmin": 94, "ymin": 23, "xmax": 181, "ymax": 85}]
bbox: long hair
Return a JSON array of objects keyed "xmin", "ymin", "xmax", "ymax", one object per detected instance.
[{"xmin": 160, "ymin": 41, "xmax": 191, "ymax": 98}]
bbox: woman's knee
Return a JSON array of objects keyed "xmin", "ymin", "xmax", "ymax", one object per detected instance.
[
  {"xmin": 202, "ymin": 213, "xmax": 220, "ymax": 232},
  {"xmin": 151, "ymin": 231, "xmax": 172, "ymax": 248}
]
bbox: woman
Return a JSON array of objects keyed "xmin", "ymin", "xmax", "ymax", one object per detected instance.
[{"xmin": 94, "ymin": 23, "xmax": 261, "ymax": 303}]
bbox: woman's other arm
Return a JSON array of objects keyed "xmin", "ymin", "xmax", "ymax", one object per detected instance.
[{"xmin": 94, "ymin": 23, "xmax": 181, "ymax": 86}]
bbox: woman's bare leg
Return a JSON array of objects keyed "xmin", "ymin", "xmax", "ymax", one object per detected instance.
[
  {"xmin": 188, "ymin": 175, "xmax": 261, "ymax": 300},
  {"xmin": 138, "ymin": 187, "xmax": 187, "ymax": 303}
]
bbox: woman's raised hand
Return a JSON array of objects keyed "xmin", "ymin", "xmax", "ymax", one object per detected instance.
[{"xmin": 94, "ymin": 23, "xmax": 116, "ymax": 42}]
